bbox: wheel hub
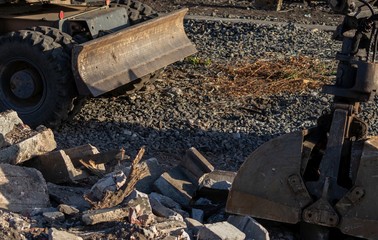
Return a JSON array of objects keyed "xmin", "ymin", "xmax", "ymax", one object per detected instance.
[
  {"xmin": 10, "ymin": 69, "xmax": 37, "ymax": 99},
  {"xmin": 0, "ymin": 59, "xmax": 45, "ymax": 114}
]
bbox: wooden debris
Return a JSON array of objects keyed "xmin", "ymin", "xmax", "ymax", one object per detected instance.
[
  {"xmin": 79, "ymin": 159, "xmax": 105, "ymax": 177},
  {"xmin": 86, "ymin": 147, "xmax": 148, "ymax": 209}
]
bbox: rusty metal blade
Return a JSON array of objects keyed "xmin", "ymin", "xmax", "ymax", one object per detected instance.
[{"xmin": 72, "ymin": 8, "xmax": 197, "ymax": 97}]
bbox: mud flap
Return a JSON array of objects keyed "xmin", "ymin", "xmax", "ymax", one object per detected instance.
[{"xmin": 71, "ymin": 8, "xmax": 196, "ymax": 97}]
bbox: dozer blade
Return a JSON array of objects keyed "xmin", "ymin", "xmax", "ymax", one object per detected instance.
[
  {"xmin": 226, "ymin": 131, "xmax": 313, "ymax": 224},
  {"xmin": 71, "ymin": 8, "xmax": 197, "ymax": 97}
]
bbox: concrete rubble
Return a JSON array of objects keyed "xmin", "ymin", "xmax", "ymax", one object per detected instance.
[
  {"xmin": 0, "ymin": 110, "xmax": 274, "ymax": 239},
  {"xmin": 0, "ymin": 164, "xmax": 50, "ymax": 212},
  {"xmin": 228, "ymin": 215, "xmax": 270, "ymax": 240},
  {"xmin": 197, "ymin": 221, "xmax": 246, "ymax": 240}
]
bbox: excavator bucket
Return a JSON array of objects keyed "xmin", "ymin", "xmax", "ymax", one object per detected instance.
[
  {"xmin": 226, "ymin": 131, "xmax": 313, "ymax": 224},
  {"xmin": 71, "ymin": 8, "xmax": 196, "ymax": 97},
  {"xmin": 226, "ymin": 129, "xmax": 378, "ymax": 239}
]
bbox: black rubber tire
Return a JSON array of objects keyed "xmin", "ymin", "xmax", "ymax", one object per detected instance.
[
  {"xmin": 29, "ymin": 26, "xmax": 87, "ymax": 120},
  {"xmin": 121, "ymin": 0, "xmax": 158, "ymax": 24},
  {"xmin": 0, "ymin": 30, "xmax": 78, "ymax": 128},
  {"xmin": 28, "ymin": 26, "xmax": 74, "ymax": 52}
]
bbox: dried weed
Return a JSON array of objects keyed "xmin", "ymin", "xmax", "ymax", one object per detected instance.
[{"xmin": 208, "ymin": 56, "xmax": 336, "ymax": 98}]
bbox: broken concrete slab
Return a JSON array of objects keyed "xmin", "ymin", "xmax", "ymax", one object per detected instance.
[
  {"xmin": 197, "ymin": 170, "xmax": 236, "ymax": 202},
  {"xmin": 227, "ymin": 215, "xmax": 270, "ymax": 240},
  {"xmin": 0, "ymin": 110, "xmax": 23, "ymax": 148},
  {"xmin": 155, "ymin": 219, "xmax": 187, "ymax": 235},
  {"xmin": 0, "ymin": 127, "xmax": 56, "ymax": 164},
  {"xmin": 0, "ymin": 164, "xmax": 50, "ymax": 212},
  {"xmin": 58, "ymin": 204, "xmax": 80, "ymax": 216},
  {"xmin": 150, "ymin": 197, "xmax": 183, "ymax": 221},
  {"xmin": 176, "ymin": 229, "xmax": 191, "ymax": 240},
  {"xmin": 124, "ymin": 190, "xmax": 152, "ymax": 216},
  {"xmin": 69, "ymin": 148, "xmax": 124, "ymax": 168},
  {"xmin": 199, "ymin": 170, "xmax": 236, "ymax": 190},
  {"xmin": 47, "ymin": 183, "xmax": 90, "ymax": 211},
  {"xmin": 49, "ymin": 228, "xmax": 83, "ymax": 240},
  {"xmin": 192, "ymin": 208, "xmax": 204, "ymax": 223},
  {"xmin": 89, "ymin": 171, "xmax": 127, "ymax": 201},
  {"xmin": 180, "ymin": 147, "xmax": 214, "ymax": 182},
  {"xmin": 24, "ymin": 150, "xmax": 88, "ymax": 184},
  {"xmin": 0, "ymin": 110, "xmax": 23, "ymax": 135},
  {"xmin": 43, "ymin": 211, "xmax": 65, "ymax": 224},
  {"xmin": 62, "ymin": 144, "xmax": 99, "ymax": 167},
  {"xmin": 185, "ymin": 217, "xmax": 204, "ymax": 237},
  {"xmin": 135, "ymin": 158, "xmax": 163, "ymax": 194},
  {"xmin": 82, "ymin": 207, "xmax": 129, "ymax": 225},
  {"xmin": 149, "ymin": 192, "xmax": 181, "ymax": 210},
  {"xmin": 197, "ymin": 221, "xmax": 246, "ymax": 240},
  {"xmin": 153, "ymin": 166, "xmax": 197, "ymax": 207}
]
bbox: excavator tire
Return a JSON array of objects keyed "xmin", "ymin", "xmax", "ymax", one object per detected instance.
[
  {"xmin": 28, "ymin": 26, "xmax": 87, "ymax": 119},
  {"xmin": 122, "ymin": 0, "xmax": 158, "ymax": 24},
  {"xmin": 0, "ymin": 30, "xmax": 78, "ymax": 128}
]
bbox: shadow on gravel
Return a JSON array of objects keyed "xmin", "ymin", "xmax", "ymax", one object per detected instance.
[{"xmin": 54, "ymin": 119, "xmax": 277, "ymax": 171}]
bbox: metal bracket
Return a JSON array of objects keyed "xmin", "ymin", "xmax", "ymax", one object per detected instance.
[
  {"xmin": 335, "ymin": 186, "xmax": 365, "ymax": 215},
  {"xmin": 303, "ymin": 198, "xmax": 340, "ymax": 227},
  {"xmin": 288, "ymin": 174, "xmax": 313, "ymax": 208}
]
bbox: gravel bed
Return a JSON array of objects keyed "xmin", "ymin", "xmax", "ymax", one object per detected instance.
[{"xmin": 54, "ymin": 19, "xmax": 378, "ymax": 171}]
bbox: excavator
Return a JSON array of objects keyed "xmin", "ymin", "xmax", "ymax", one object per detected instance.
[
  {"xmin": 0, "ymin": 0, "xmax": 196, "ymax": 127},
  {"xmin": 227, "ymin": 0, "xmax": 378, "ymax": 239}
]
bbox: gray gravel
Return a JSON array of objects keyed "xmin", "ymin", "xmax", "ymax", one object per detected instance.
[{"xmin": 54, "ymin": 19, "xmax": 378, "ymax": 171}]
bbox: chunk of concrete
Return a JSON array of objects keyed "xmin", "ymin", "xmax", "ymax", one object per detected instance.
[
  {"xmin": 192, "ymin": 208, "xmax": 204, "ymax": 223},
  {"xmin": 149, "ymin": 197, "xmax": 183, "ymax": 221},
  {"xmin": 0, "ymin": 164, "xmax": 50, "ymax": 212},
  {"xmin": 149, "ymin": 192, "xmax": 181, "ymax": 210},
  {"xmin": 24, "ymin": 150, "xmax": 88, "ymax": 184},
  {"xmin": 149, "ymin": 192, "xmax": 187, "ymax": 219},
  {"xmin": 185, "ymin": 217, "xmax": 204, "ymax": 237},
  {"xmin": 197, "ymin": 170, "xmax": 236, "ymax": 202},
  {"xmin": 0, "ymin": 111, "xmax": 23, "ymax": 148},
  {"xmin": 82, "ymin": 207, "xmax": 129, "ymax": 225},
  {"xmin": 49, "ymin": 228, "xmax": 83, "ymax": 240},
  {"xmin": 69, "ymin": 148, "xmax": 123, "ymax": 168},
  {"xmin": 57, "ymin": 204, "xmax": 80, "ymax": 215},
  {"xmin": 47, "ymin": 183, "xmax": 90, "ymax": 211},
  {"xmin": 124, "ymin": 190, "xmax": 152, "ymax": 216},
  {"xmin": 153, "ymin": 166, "xmax": 197, "ymax": 207},
  {"xmin": 0, "ymin": 110, "xmax": 23, "ymax": 135},
  {"xmin": 62, "ymin": 144, "xmax": 99, "ymax": 167},
  {"xmin": 135, "ymin": 158, "xmax": 163, "ymax": 193},
  {"xmin": 0, "ymin": 127, "xmax": 56, "ymax": 164},
  {"xmin": 199, "ymin": 170, "xmax": 236, "ymax": 190},
  {"xmin": 43, "ymin": 211, "xmax": 65, "ymax": 224},
  {"xmin": 198, "ymin": 221, "xmax": 246, "ymax": 240},
  {"xmin": 180, "ymin": 147, "xmax": 214, "ymax": 182},
  {"xmin": 155, "ymin": 220, "xmax": 187, "ymax": 235},
  {"xmin": 227, "ymin": 215, "xmax": 270, "ymax": 240},
  {"xmin": 89, "ymin": 171, "xmax": 126, "ymax": 201}
]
